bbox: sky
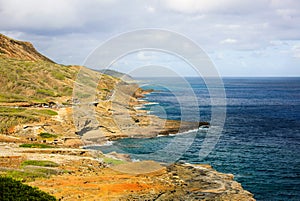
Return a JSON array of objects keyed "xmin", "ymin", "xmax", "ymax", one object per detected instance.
[{"xmin": 0, "ymin": 0, "xmax": 299, "ymax": 77}]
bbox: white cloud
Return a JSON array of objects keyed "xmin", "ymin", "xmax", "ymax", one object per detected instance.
[
  {"xmin": 292, "ymin": 45, "xmax": 300, "ymax": 58},
  {"xmin": 220, "ymin": 38, "xmax": 237, "ymax": 44},
  {"xmin": 137, "ymin": 51, "xmax": 156, "ymax": 61},
  {"xmin": 0, "ymin": 0, "xmax": 299, "ymax": 76},
  {"xmin": 0, "ymin": 0, "xmax": 80, "ymax": 29},
  {"xmin": 0, "ymin": 0, "xmax": 119, "ymax": 31},
  {"xmin": 146, "ymin": 5, "xmax": 156, "ymax": 13},
  {"xmin": 162, "ymin": 0, "xmax": 269, "ymax": 14}
]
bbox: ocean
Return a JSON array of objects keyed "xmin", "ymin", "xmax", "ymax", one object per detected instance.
[{"xmin": 92, "ymin": 77, "xmax": 300, "ymax": 201}]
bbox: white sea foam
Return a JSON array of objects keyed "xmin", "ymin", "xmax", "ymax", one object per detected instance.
[
  {"xmin": 101, "ymin": 141, "xmax": 115, "ymax": 146},
  {"xmin": 83, "ymin": 141, "xmax": 114, "ymax": 149},
  {"xmin": 144, "ymin": 102, "xmax": 159, "ymax": 106},
  {"xmin": 132, "ymin": 158, "xmax": 141, "ymax": 162},
  {"xmin": 166, "ymin": 128, "xmax": 199, "ymax": 137}
]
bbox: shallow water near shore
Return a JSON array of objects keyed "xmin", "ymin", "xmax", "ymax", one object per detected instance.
[{"xmin": 91, "ymin": 77, "xmax": 300, "ymax": 201}]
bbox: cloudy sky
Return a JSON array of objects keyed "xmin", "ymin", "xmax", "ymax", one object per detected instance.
[{"xmin": 0, "ymin": 0, "xmax": 299, "ymax": 76}]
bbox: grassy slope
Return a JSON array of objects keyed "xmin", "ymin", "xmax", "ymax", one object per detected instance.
[
  {"xmin": 0, "ymin": 57, "xmax": 78, "ymax": 103},
  {"xmin": 0, "ymin": 56, "xmax": 78, "ymax": 134},
  {"xmin": 0, "ymin": 57, "xmax": 121, "ymax": 135},
  {"xmin": 0, "ymin": 33, "xmax": 123, "ymax": 136}
]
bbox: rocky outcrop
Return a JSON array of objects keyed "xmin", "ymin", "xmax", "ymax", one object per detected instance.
[
  {"xmin": 23, "ymin": 151, "xmax": 255, "ymax": 201},
  {"xmin": 75, "ymin": 78, "xmax": 208, "ymax": 145}
]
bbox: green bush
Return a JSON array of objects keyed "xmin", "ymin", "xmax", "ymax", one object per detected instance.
[
  {"xmin": 0, "ymin": 107, "xmax": 26, "ymax": 113},
  {"xmin": 32, "ymin": 109, "xmax": 58, "ymax": 116},
  {"xmin": 0, "ymin": 176, "xmax": 56, "ymax": 200},
  {"xmin": 39, "ymin": 133, "xmax": 58, "ymax": 138},
  {"xmin": 21, "ymin": 160, "xmax": 59, "ymax": 167},
  {"xmin": 19, "ymin": 144, "xmax": 53, "ymax": 148},
  {"xmin": 3, "ymin": 170, "xmax": 47, "ymax": 182},
  {"xmin": 36, "ymin": 89, "xmax": 56, "ymax": 97},
  {"xmin": 103, "ymin": 157, "xmax": 125, "ymax": 165},
  {"xmin": 51, "ymin": 71, "xmax": 65, "ymax": 80},
  {"xmin": 101, "ymin": 88, "xmax": 110, "ymax": 92},
  {"xmin": 0, "ymin": 93, "xmax": 27, "ymax": 103}
]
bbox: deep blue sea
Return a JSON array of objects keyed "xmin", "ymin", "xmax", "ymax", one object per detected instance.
[{"xmin": 93, "ymin": 77, "xmax": 300, "ymax": 201}]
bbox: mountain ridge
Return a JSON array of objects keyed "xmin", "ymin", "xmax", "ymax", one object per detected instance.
[{"xmin": 0, "ymin": 33, "xmax": 54, "ymax": 63}]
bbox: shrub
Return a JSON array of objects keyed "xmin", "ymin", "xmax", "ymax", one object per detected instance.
[
  {"xmin": 33, "ymin": 109, "xmax": 58, "ymax": 116},
  {"xmin": 103, "ymin": 157, "xmax": 125, "ymax": 165},
  {"xmin": 39, "ymin": 133, "xmax": 58, "ymax": 138},
  {"xmin": 0, "ymin": 107, "xmax": 26, "ymax": 113},
  {"xmin": 19, "ymin": 144, "xmax": 53, "ymax": 148},
  {"xmin": 21, "ymin": 160, "xmax": 59, "ymax": 167},
  {"xmin": 51, "ymin": 71, "xmax": 65, "ymax": 80},
  {"xmin": 0, "ymin": 176, "xmax": 56, "ymax": 200},
  {"xmin": 36, "ymin": 89, "xmax": 56, "ymax": 97}
]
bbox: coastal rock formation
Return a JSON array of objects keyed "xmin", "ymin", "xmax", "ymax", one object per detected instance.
[
  {"xmin": 19, "ymin": 149, "xmax": 255, "ymax": 201},
  {"xmin": 0, "ymin": 33, "xmax": 255, "ymax": 200}
]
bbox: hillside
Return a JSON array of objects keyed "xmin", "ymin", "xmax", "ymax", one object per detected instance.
[
  {"xmin": 0, "ymin": 34, "xmax": 121, "ymax": 139},
  {"xmin": 0, "ymin": 34, "xmax": 79, "ymax": 104},
  {"xmin": 0, "ymin": 33, "xmax": 203, "ymax": 142},
  {"xmin": 0, "ymin": 33, "xmax": 54, "ymax": 63},
  {"xmin": 98, "ymin": 69, "xmax": 134, "ymax": 82}
]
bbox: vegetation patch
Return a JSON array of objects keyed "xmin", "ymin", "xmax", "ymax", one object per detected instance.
[
  {"xmin": 31, "ymin": 98, "xmax": 48, "ymax": 104},
  {"xmin": 101, "ymin": 88, "xmax": 110, "ymax": 92},
  {"xmin": 19, "ymin": 143, "xmax": 53, "ymax": 148},
  {"xmin": 0, "ymin": 107, "xmax": 26, "ymax": 113},
  {"xmin": 103, "ymin": 157, "xmax": 126, "ymax": 165},
  {"xmin": 0, "ymin": 113, "xmax": 38, "ymax": 134},
  {"xmin": 39, "ymin": 132, "xmax": 58, "ymax": 138},
  {"xmin": 0, "ymin": 108, "xmax": 57, "ymax": 134},
  {"xmin": 36, "ymin": 89, "xmax": 57, "ymax": 97},
  {"xmin": 2, "ymin": 169, "xmax": 48, "ymax": 182},
  {"xmin": 21, "ymin": 160, "xmax": 59, "ymax": 168},
  {"xmin": 0, "ymin": 93, "xmax": 27, "ymax": 103},
  {"xmin": 51, "ymin": 71, "xmax": 65, "ymax": 80},
  {"xmin": 31, "ymin": 109, "xmax": 58, "ymax": 116},
  {"xmin": 0, "ymin": 176, "xmax": 56, "ymax": 200}
]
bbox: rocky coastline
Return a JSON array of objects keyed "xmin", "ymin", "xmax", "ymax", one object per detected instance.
[
  {"xmin": 0, "ymin": 33, "xmax": 255, "ymax": 200},
  {"xmin": 0, "ymin": 80, "xmax": 256, "ymax": 200}
]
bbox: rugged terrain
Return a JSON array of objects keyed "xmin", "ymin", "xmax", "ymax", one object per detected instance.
[
  {"xmin": 0, "ymin": 33, "xmax": 255, "ymax": 200},
  {"xmin": 1, "ymin": 145, "xmax": 255, "ymax": 201}
]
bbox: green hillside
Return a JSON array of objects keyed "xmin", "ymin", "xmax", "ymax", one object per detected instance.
[
  {"xmin": 0, "ymin": 33, "xmax": 121, "ymax": 135},
  {"xmin": 0, "ymin": 57, "xmax": 78, "ymax": 104}
]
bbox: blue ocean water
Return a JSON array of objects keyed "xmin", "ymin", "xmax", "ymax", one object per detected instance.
[{"xmin": 94, "ymin": 77, "xmax": 300, "ymax": 201}]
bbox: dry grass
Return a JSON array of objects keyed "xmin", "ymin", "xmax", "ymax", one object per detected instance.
[
  {"xmin": 0, "ymin": 57, "xmax": 78, "ymax": 103},
  {"xmin": 0, "ymin": 107, "xmax": 58, "ymax": 134}
]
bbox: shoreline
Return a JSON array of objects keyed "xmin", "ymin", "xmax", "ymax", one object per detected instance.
[
  {"xmin": 78, "ymin": 81, "xmax": 210, "ymax": 145},
  {"xmin": 0, "ymin": 77, "xmax": 254, "ymax": 201},
  {"xmin": 0, "ymin": 142, "xmax": 255, "ymax": 200},
  {"xmin": 0, "ymin": 86, "xmax": 255, "ymax": 201}
]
